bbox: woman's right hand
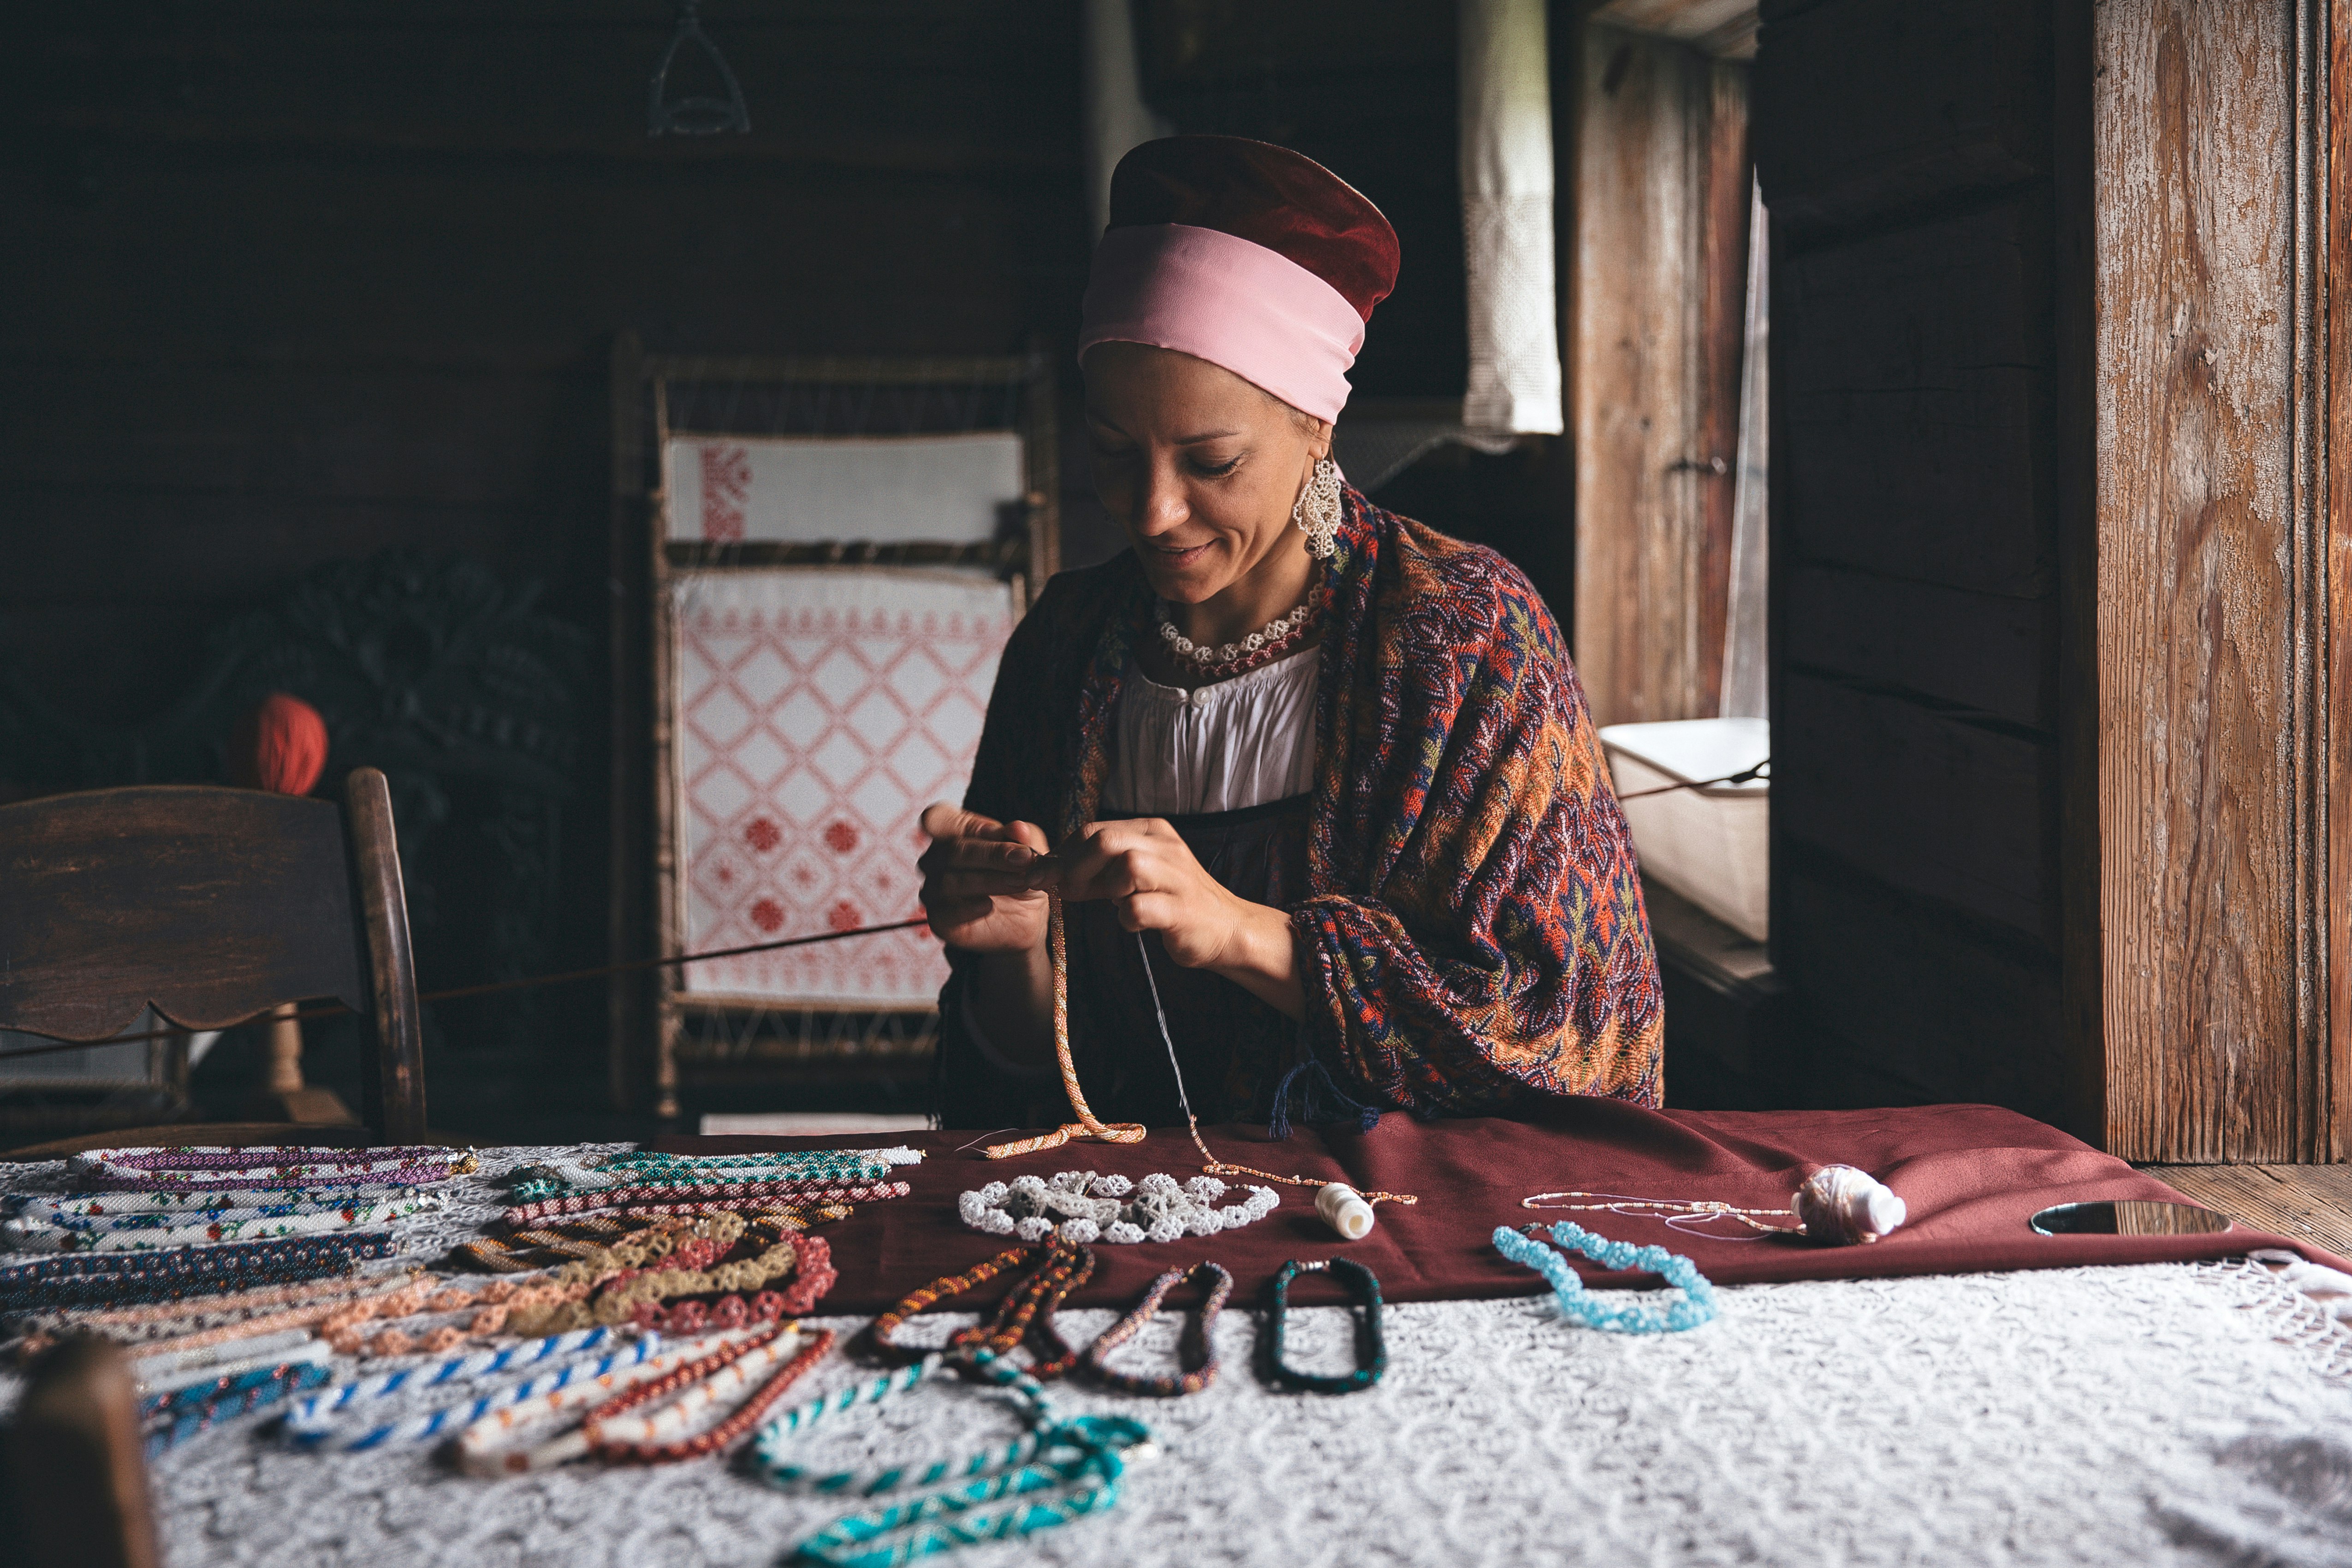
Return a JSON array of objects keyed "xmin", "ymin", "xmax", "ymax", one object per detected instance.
[{"xmin": 916, "ymin": 804, "xmax": 1051, "ymax": 954}]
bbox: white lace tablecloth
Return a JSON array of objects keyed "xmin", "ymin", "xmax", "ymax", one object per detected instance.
[{"xmin": 10, "ymin": 1146, "xmax": 2352, "ymax": 1568}]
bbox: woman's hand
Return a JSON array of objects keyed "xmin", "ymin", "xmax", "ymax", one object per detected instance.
[
  {"xmin": 917, "ymin": 805, "xmax": 1050, "ymax": 954},
  {"xmin": 1034, "ymin": 819, "xmax": 1304, "ymax": 1018}
]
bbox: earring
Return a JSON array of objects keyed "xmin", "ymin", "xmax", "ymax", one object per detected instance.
[{"xmin": 1291, "ymin": 457, "xmax": 1343, "ymax": 560}]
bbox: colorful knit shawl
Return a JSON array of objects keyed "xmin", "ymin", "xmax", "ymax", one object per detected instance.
[{"xmin": 958, "ymin": 487, "xmax": 1663, "ymax": 1116}]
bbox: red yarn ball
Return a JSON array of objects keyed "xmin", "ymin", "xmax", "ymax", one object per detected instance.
[{"xmin": 228, "ymin": 693, "xmax": 329, "ymax": 796}]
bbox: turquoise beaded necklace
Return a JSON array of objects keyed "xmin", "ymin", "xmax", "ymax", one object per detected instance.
[
  {"xmin": 752, "ymin": 1349, "xmax": 1149, "ymax": 1564},
  {"xmin": 1491, "ymin": 1220, "xmax": 1718, "ymax": 1333}
]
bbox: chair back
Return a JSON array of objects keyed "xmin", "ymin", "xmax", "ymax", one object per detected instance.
[{"xmin": 0, "ymin": 767, "xmax": 425, "ymax": 1140}]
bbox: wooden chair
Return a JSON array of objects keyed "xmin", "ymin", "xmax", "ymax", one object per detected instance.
[
  {"xmin": 3, "ymin": 1339, "xmax": 158, "ymax": 1568},
  {"xmin": 0, "ymin": 767, "xmax": 427, "ymax": 1148}
]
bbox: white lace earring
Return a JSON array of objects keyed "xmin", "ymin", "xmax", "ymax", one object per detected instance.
[{"xmin": 1292, "ymin": 456, "xmax": 1343, "ymax": 560}]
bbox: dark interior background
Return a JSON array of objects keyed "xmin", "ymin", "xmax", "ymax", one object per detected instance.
[{"xmin": 0, "ymin": 1, "xmax": 1569, "ymax": 1137}]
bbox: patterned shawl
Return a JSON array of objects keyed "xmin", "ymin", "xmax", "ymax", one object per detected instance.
[{"xmin": 957, "ymin": 487, "xmax": 1663, "ymax": 1116}]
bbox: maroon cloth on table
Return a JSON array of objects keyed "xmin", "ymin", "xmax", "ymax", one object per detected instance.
[{"xmin": 651, "ymin": 1100, "xmax": 2352, "ymax": 1316}]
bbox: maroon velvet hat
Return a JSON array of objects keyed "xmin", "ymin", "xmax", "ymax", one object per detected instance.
[
  {"xmin": 1105, "ymin": 136, "xmax": 1401, "ymax": 322},
  {"xmin": 1081, "ymin": 137, "xmax": 1400, "ymax": 420}
]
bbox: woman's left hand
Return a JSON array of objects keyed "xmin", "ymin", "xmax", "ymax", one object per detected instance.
[{"xmin": 1033, "ymin": 819, "xmax": 1305, "ymax": 1017}]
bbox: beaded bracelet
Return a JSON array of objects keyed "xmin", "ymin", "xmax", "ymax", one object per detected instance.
[
  {"xmin": 1262, "ymin": 1258, "xmax": 1385, "ymax": 1395},
  {"xmin": 751, "ymin": 1347, "xmax": 1064, "ymax": 1496},
  {"xmin": 504, "ymin": 1179, "xmax": 905, "ymax": 1228},
  {"xmin": 145, "ymin": 1359, "xmax": 333, "ymax": 1457},
  {"xmin": 0, "ymin": 1233, "xmax": 394, "ymax": 1312},
  {"xmin": 281, "ymin": 1327, "xmax": 652, "ymax": 1452},
  {"xmin": 512, "ymin": 1230, "xmax": 832, "ymax": 1337},
  {"xmin": 507, "ymin": 1146, "xmax": 915, "ymax": 1202},
  {"xmin": 1083, "ymin": 1263, "xmax": 1232, "ymax": 1396},
  {"xmin": 866, "ymin": 1245, "xmax": 1036, "ymax": 1362},
  {"xmin": 1491, "ymin": 1221, "xmax": 1718, "ymax": 1334},
  {"xmin": 633, "ymin": 1234, "xmax": 839, "ymax": 1334}
]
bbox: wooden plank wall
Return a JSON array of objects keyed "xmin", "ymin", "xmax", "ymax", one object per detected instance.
[
  {"xmin": 1570, "ymin": 25, "xmax": 1750, "ymax": 727},
  {"xmin": 2093, "ymin": 0, "xmax": 2342, "ymax": 1161},
  {"xmin": 1754, "ymin": 0, "xmax": 2076, "ymax": 1120}
]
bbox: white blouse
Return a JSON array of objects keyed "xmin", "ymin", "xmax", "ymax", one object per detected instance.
[{"xmin": 1099, "ymin": 644, "xmax": 1320, "ymax": 817}]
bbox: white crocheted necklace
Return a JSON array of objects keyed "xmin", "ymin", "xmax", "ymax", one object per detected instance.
[
  {"xmin": 958, "ymin": 1170, "xmax": 1278, "ymax": 1245},
  {"xmin": 1156, "ymin": 580, "xmax": 1317, "ymax": 675}
]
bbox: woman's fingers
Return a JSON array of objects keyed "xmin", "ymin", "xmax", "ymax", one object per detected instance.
[{"xmin": 919, "ymin": 802, "xmax": 1003, "ymax": 841}]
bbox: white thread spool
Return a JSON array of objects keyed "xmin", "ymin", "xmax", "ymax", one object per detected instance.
[
  {"xmin": 1793, "ymin": 1164, "xmax": 1906, "ymax": 1244},
  {"xmin": 1316, "ymin": 1183, "xmax": 1374, "ymax": 1241}
]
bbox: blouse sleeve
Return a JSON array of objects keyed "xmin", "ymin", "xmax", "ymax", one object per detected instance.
[{"xmin": 1290, "ymin": 555, "xmax": 1664, "ymax": 1114}]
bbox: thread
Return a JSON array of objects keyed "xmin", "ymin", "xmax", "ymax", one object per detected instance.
[
  {"xmin": 1793, "ymin": 1164, "xmax": 1906, "ymax": 1244},
  {"xmin": 1315, "ymin": 1183, "xmax": 1374, "ymax": 1241}
]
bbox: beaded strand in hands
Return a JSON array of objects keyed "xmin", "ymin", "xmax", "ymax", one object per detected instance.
[
  {"xmin": 1134, "ymin": 929, "xmax": 1418, "ymax": 1211},
  {"xmin": 984, "ymin": 899, "xmax": 1147, "ymax": 1159}
]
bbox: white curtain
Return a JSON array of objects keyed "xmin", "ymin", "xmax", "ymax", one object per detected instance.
[
  {"xmin": 1459, "ymin": 0, "xmax": 1564, "ymax": 435},
  {"xmin": 1083, "ymin": 0, "xmax": 1171, "ymax": 239}
]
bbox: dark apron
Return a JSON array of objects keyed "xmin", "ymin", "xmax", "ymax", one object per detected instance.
[{"xmin": 1061, "ymin": 792, "xmax": 1313, "ymax": 1127}]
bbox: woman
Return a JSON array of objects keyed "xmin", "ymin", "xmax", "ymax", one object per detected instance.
[{"xmin": 920, "ymin": 136, "xmax": 1661, "ymax": 1133}]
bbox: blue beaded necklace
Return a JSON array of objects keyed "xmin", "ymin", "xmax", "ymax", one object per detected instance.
[{"xmin": 1491, "ymin": 1221, "xmax": 1719, "ymax": 1333}]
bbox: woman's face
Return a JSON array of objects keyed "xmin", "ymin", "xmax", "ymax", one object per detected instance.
[{"xmin": 1082, "ymin": 341, "xmax": 1331, "ymax": 606}]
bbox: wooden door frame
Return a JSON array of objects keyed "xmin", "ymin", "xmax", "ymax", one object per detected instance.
[{"xmin": 2078, "ymin": 0, "xmax": 2349, "ymax": 1162}]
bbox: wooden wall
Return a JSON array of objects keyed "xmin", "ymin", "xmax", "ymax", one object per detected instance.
[
  {"xmin": 1755, "ymin": 0, "xmax": 2078, "ymax": 1121},
  {"xmin": 0, "ymin": 3, "xmax": 1093, "ymax": 1133},
  {"xmin": 1570, "ymin": 24, "xmax": 1750, "ymax": 727},
  {"xmin": 2092, "ymin": 0, "xmax": 2343, "ymax": 1161}
]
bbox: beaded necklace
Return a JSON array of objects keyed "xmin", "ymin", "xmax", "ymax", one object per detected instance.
[
  {"xmin": 8, "ymin": 1269, "xmax": 423, "ymax": 1347},
  {"xmin": 451, "ymin": 1332, "xmax": 729, "ymax": 1473},
  {"xmin": 583, "ymin": 1324, "xmax": 834, "ymax": 1465},
  {"xmin": 758, "ymin": 1349, "xmax": 1152, "ymax": 1566},
  {"xmin": 1155, "ymin": 576, "xmax": 1318, "ymax": 675},
  {"xmin": 867, "ymin": 1242, "xmax": 1089, "ymax": 1377},
  {"xmin": 1083, "ymin": 1262, "xmax": 1231, "ymax": 1396},
  {"xmin": 1262, "ymin": 1258, "xmax": 1385, "ymax": 1394},
  {"xmin": 138, "ymin": 1336, "xmax": 332, "ymax": 1399},
  {"xmin": 510, "ymin": 1229, "xmax": 834, "ymax": 1337},
  {"xmin": 279, "ymin": 1325, "xmax": 635, "ymax": 1451},
  {"xmin": 70, "ymin": 1146, "xmax": 474, "ymax": 1191},
  {"xmin": 510, "ymin": 1147, "xmax": 915, "ymax": 1203},
  {"xmin": 12, "ymin": 1182, "xmax": 428, "ymax": 1218},
  {"xmin": 959, "ymin": 1170, "xmax": 1278, "ymax": 1245},
  {"xmin": 4, "ymin": 1193, "xmax": 445, "ymax": 1254},
  {"xmin": 0, "ymin": 1232, "xmax": 395, "ymax": 1312},
  {"xmin": 498, "ymin": 1326, "xmax": 808, "ymax": 1469},
  {"xmin": 504, "ymin": 1178, "xmax": 905, "ymax": 1227},
  {"xmin": 1520, "ymin": 1164, "xmax": 1907, "ymax": 1247},
  {"xmin": 146, "ymin": 1358, "xmax": 333, "ymax": 1456},
  {"xmin": 1492, "ymin": 1221, "xmax": 1718, "ymax": 1334}
]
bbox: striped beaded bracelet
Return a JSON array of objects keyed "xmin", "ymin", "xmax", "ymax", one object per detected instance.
[
  {"xmin": 1262, "ymin": 1258, "xmax": 1385, "ymax": 1395},
  {"xmin": 1083, "ymin": 1262, "xmax": 1232, "ymax": 1396},
  {"xmin": 584, "ymin": 1324, "xmax": 836, "ymax": 1465}
]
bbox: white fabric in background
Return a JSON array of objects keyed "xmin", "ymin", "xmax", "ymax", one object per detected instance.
[
  {"xmin": 3, "ymin": 1146, "xmax": 2347, "ymax": 1568},
  {"xmin": 669, "ymin": 568, "xmax": 1013, "ymax": 1005},
  {"xmin": 1460, "ymin": 0, "xmax": 1565, "ymax": 436},
  {"xmin": 1082, "ymin": 0, "xmax": 1172, "ymax": 238},
  {"xmin": 1101, "ymin": 644, "xmax": 1318, "ymax": 816},
  {"xmin": 661, "ymin": 434, "xmax": 1024, "ymax": 545}
]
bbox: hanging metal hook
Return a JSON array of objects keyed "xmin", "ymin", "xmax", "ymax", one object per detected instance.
[{"xmin": 648, "ymin": 0, "xmax": 750, "ymax": 137}]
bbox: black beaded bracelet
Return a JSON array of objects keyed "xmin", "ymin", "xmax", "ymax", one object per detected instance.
[
  {"xmin": 1086, "ymin": 1261, "xmax": 1233, "ymax": 1396},
  {"xmin": 1261, "ymin": 1257, "xmax": 1385, "ymax": 1395}
]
